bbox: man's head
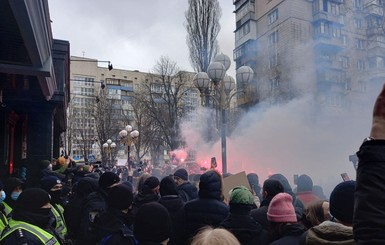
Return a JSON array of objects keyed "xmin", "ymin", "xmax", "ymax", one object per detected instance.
[
  {"xmin": 329, "ymin": 180, "xmax": 356, "ymax": 226},
  {"xmin": 134, "ymin": 202, "xmax": 171, "ymax": 244},
  {"xmin": 107, "ymin": 184, "xmax": 134, "ymax": 211},
  {"xmin": 40, "ymin": 176, "xmax": 63, "ymax": 203},
  {"xmin": 15, "ymin": 188, "xmax": 51, "ymax": 213},
  {"xmin": 297, "ymin": 174, "xmax": 313, "ymax": 192},
  {"xmin": 262, "ymin": 179, "xmax": 284, "ymax": 199},
  {"xmin": 98, "ymin": 171, "xmax": 120, "ymax": 189},
  {"xmin": 173, "ymin": 168, "xmax": 188, "ymax": 186},
  {"xmin": 143, "ymin": 176, "xmax": 160, "ymax": 195}
]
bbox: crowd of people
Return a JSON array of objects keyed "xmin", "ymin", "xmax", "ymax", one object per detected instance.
[{"xmin": 1, "ymin": 86, "xmax": 385, "ymax": 245}]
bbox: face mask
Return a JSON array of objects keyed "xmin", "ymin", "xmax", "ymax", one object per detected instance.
[
  {"xmin": 0, "ymin": 191, "xmax": 5, "ymax": 202},
  {"xmin": 11, "ymin": 191, "xmax": 21, "ymax": 201},
  {"xmin": 49, "ymin": 190, "xmax": 62, "ymax": 204}
]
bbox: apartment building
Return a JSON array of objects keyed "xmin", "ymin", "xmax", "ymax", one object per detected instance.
[
  {"xmin": 69, "ymin": 57, "xmax": 199, "ymax": 161},
  {"xmin": 233, "ymin": 0, "xmax": 385, "ymax": 114}
]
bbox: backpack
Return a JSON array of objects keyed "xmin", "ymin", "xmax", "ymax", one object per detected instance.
[
  {"xmin": 97, "ymin": 225, "xmax": 137, "ymax": 245},
  {"xmin": 79, "ymin": 191, "xmax": 108, "ymax": 243}
]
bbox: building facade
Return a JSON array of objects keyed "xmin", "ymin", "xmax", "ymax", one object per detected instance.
[
  {"xmin": 0, "ymin": 0, "xmax": 70, "ymax": 183},
  {"xmin": 233, "ymin": 0, "xmax": 385, "ymax": 113},
  {"xmin": 68, "ymin": 57, "xmax": 199, "ymax": 163}
]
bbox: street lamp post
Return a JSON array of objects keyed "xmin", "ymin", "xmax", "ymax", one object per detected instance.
[
  {"xmin": 102, "ymin": 139, "xmax": 116, "ymax": 168},
  {"xmin": 193, "ymin": 54, "xmax": 254, "ymax": 174},
  {"xmin": 118, "ymin": 125, "xmax": 140, "ymax": 165}
]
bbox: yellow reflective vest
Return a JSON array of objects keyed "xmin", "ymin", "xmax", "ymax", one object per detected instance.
[
  {"xmin": 0, "ymin": 220, "xmax": 60, "ymax": 245},
  {"xmin": 0, "ymin": 211, "xmax": 8, "ymax": 233},
  {"xmin": 51, "ymin": 203, "xmax": 68, "ymax": 242},
  {"xmin": 2, "ymin": 202, "xmax": 12, "ymax": 217}
]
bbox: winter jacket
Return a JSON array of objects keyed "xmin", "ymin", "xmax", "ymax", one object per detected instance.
[
  {"xmin": 250, "ymin": 196, "xmax": 272, "ymax": 230},
  {"xmin": 78, "ymin": 188, "xmax": 109, "ymax": 244},
  {"xmin": 296, "ymin": 191, "xmax": 320, "ymax": 206},
  {"xmin": 299, "ymin": 221, "xmax": 355, "ymax": 245},
  {"xmin": 184, "ymin": 171, "xmax": 229, "ymax": 241},
  {"xmin": 132, "ymin": 191, "xmax": 159, "ymax": 216},
  {"xmin": 220, "ymin": 205, "xmax": 269, "ymax": 245},
  {"xmin": 270, "ymin": 223, "xmax": 307, "ymax": 245},
  {"xmin": 94, "ymin": 208, "xmax": 136, "ymax": 245},
  {"xmin": 158, "ymin": 195, "xmax": 185, "ymax": 245},
  {"xmin": 178, "ymin": 182, "xmax": 198, "ymax": 202},
  {"xmin": 64, "ymin": 177, "xmax": 98, "ymax": 241},
  {"xmin": 269, "ymin": 174, "xmax": 305, "ymax": 220},
  {"xmin": 354, "ymin": 140, "xmax": 385, "ymax": 245}
]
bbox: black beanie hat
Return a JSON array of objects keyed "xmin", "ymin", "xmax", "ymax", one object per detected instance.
[
  {"xmin": 40, "ymin": 176, "xmax": 61, "ymax": 192},
  {"xmin": 4, "ymin": 177, "xmax": 24, "ymax": 196},
  {"xmin": 174, "ymin": 168, "xmax": 188, "ymax": 181},
  {"xmin": 143, "ymin": 176, "xmax": 160, "ymax": 190},
  {"xmin": 107, "ymin": 184, "xmax": 133, "ymax": 210},
  {"xmin": 15, "ymin": 188, "xmax": 50, "ymax": 212},
  {"xmin": 160, "ymin": 176, "xmax": 179, "ymax": 196},
  {"xmin": 134, "ymin": 202, "xmax": 171, "ymax": 243},
  {"xmin": 263, "ymin": 179, "xmax": 284, "ymax": 197},
  {"xmin": 99, "ymin": 171, "xmax": 120, "ymax": 188},
  {"xmin": 297, "ymin": 174, "xmax": 313, "ymax": 192},
  {"xmin": 330, "ymin": 180, "xmax": 356, "ymax": 224}
]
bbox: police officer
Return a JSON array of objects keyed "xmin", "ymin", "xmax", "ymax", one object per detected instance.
[
  {"xmin": 0, "ymin": 188, "xmax": 60, "ymax": 244},
  {"xmin": 2, "ymin": 177, "xmax": 24, "ymax": 217},
  {"xmin": 0, "ymin": 180, "xmax": 8, "ymax": 233},
  {"xmin": 40, "ymin": 176, "xmax": 68, "ymax": 244}
]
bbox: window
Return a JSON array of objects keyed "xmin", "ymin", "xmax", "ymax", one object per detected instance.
[
  {"xmin": 355, "ymin": 39, "xmax": 365, "ymax": 49},
  {"xmin": 354, "ymin": 18, "xmax": 362, "ymax": 29},
  {"xmin": 339, "ymin": 15, "xmax": 345, "ymax": 25},
  {"xmin": 268, "ymin": 9, "xmax": 278, "ymax": 24},
  {"xmin": 353, "ymin": 0, "xmax": 362, "ymax": 8},
  {"xmin": 269, "ymin": 51, "xmax": 279, "ymax": 68},
  {"xmin": 330, "ymin": 3, "xmax": 340, "ymax": 15},
  {"xmin": 342, "ymin": 35, "xmax": 347, "ymax": 45},
  {"xmin": 345, "ymin": 78, "xmax": 352, "ymax": 90},
  {"xmin": 340, "ymin": 56, "xmax": 349, "ymax": 68},
  {"xmin": 358, "ymin": 81, "xmax": 366, "ymax": 92},
  {"xmin": 357, "ymin": 60, "xmax": 365, "ymax": 70},
  {"xmin": 269, "ymin": 31, "xmax": 279, "ymax": 45},
  {"xmin": 270, "ymin": 77, "xmax": 280, "ymax": 91},
  {"xmin": 369, "ymin": 56, "xmax": 385, "ymax": 68},
  {"xmin": 331, "ymin": 25, "xmax": 341, "ymax": 38}
]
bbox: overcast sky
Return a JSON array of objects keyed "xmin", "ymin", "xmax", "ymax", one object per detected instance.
[{"xmin": 49, "ymin": 1, "xmax": 235, "ymax": 74}]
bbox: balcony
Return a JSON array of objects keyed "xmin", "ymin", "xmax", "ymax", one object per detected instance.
[
  {"xmin": 314, "ymin": 36, "xmax": 344, "ymax": 53},
  {"xmin": 313, "ymin": 11, "xmax": 341, "ymax": 24},
  {"xmin": 368, "ymin": 67, "xmax": 385, "ymax": 80},
  {"xmin": 368, "ymin": 42, "xmax": 385, "ymax": 56},
  {"xmin": 234, "ymin": 39, "xmax": 257, "ymax": 61},
  {"xmin": 364, "ymin": 2, "xmax": 384, "ymax": 16},
  {"xmin": 366, "ymin": 26, "xmax": 384, "ymax": 36}
]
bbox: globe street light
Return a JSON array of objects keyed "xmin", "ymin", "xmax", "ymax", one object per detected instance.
[
  {"xmin": 103, "ymin": 139, "xmax": 116, "ymax": 168},
  {"xmin": 119, "ymin": 125, "xmax": 140, "ymax": 166},
  {"xmin": 193, "ymin": 54, "xmax": 254, "ymax": 174}
]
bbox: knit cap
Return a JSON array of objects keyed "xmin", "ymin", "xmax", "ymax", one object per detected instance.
[
  {"xmin": 160, "ymin": 176, "xmax": 179, "ymax": 196},
  {"xmin": 143, "ymin": 176, "xmax": 160, "ymax": 190},
  {"xmin": 98, "ymin": 171, "xmax": 120, "ymax": 189},
  {"xmin": 107, "ymin": 184, "xmax": 133, "ymax": 210},
  {"xmin": 229, "ymin": 186, "xmax": 254, "ymax": 205},
  {"xmin": 329, "ymin": 180, "xmax": 356, "ymax": 224},
  {"xmin": 297, "ymin": 174, "xmax": 313, "ymax": 192},
  {"xmin": 40, "ymin": 176, "xmax": 61, "ymax": 192},
  {"xmin": 267, "ymin": 192, "xmax": 297, "ymax": 223},
  {"xmin": 134, "ymin": 202, "xmax": 171, "ymax": 243},
  {"xmin": 174, "ymin": 168, "xmax": 188, "ymax": 181},
  {"xmin": 15, "ymin": 188, "xmax": 50, "ymax": 212},
  {"xmin": 4, "ymin": 177, "xmax": 24, "ymax": 196}
]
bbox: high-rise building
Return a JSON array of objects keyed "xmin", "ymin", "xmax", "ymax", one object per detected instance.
[
  {"xmin": 233, "ymin": 0, "xmax": 385, "ymax": 113},
  {"xmin": 68, "ymin": 57, "xmax": 199, "ymax": 162}
]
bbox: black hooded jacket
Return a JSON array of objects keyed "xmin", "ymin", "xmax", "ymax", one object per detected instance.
[
  {"xmin": 220, "ymin": 204, "xmax": 269, "ymax": 245},
  {"xmin": 158, "ymin": 195, "xmax": 185, "ymax": 245},
  {"xmin": 184, "ymin": 171, "xmax": 229, "ymax": 241},
  {"xmin": 250, "ymin": 196, "xmax": 273, "ymax": 230},
  {"xmin": 177, "ymin": 182, "xmax": 198, "ymax": 202}
]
